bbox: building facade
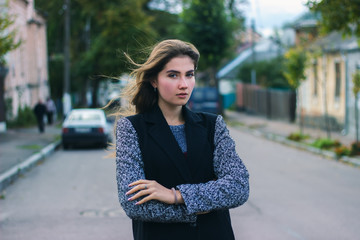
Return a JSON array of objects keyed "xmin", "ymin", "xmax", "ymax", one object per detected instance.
[
  {"xmin": 1, "ymin": 0, "xmax": 49, "ymax": 131},
  {"xmin": 299, "ymin": 32, "xmax": 360, "ymax": 139}
]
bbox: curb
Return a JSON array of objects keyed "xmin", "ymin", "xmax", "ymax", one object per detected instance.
[
  {"xmin": 0, "ymin": 140, "xmax": 62, "ymax": 192},
  {"xmin": 233, "ymin": 125, "xmax": 360, "ymax": 168}
]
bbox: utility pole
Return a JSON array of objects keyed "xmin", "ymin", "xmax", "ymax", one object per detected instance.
[
  {"xmin": 251, "ymin": 19, "xmax": 256, "ymax": 85},
  {"xmin": 322, "ymin": 51, "xmax": 331, "ymax": 139},
  {"xmin": 63, "ymin": 0, "xmax": 71, "ymax": 117}
]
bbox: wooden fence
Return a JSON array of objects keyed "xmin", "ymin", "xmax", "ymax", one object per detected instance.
[{"xmin": 236, "ymin": 83, "xmax": 296, "ymax": 123}]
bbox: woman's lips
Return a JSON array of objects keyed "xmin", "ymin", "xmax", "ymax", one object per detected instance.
[{"xmin": 177, "ymin": 93, "xmax": 188, "ymax": 98}]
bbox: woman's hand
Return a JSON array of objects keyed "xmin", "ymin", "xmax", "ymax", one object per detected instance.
[{"xmin": 126, "ymin": 179, "xmax": 183, "ymax": 205}]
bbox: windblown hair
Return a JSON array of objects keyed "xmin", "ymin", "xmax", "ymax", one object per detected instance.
[
  {"xmin": 118, "ymin": 39, "xmax": 200, "ymax": 116},
  {"xmin": 104, "ymin": 39, "xmax": 199, "ymax": 156}
]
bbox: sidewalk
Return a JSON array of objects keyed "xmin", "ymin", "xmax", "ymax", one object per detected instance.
[
  {"xmin": 225, "ymin": 110, "xmax": 360, "ymax": 167},
  {"xmin": 0, "ymin": 123, "xmax": 62, "ymax": 191}
]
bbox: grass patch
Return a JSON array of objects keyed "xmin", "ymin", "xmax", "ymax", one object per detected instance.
[
  {"xmin": 287, "ymin": 132, "xmax": 310, "ymax": 142},
  {"xmin": 227, "ymin": 121, "xmax": 245, "ymax": 127},
  {"xmin": 17, "ymin": 144, "xmax": 42, "ymax": 151},
  {"xmin": 311, "ymin": 138, "xmax": 341, "ymax": 149},
  {"xmin": 248, "ymin": 123, "xmax": 266, "ymax": 129},
  {"xmin": 54, "ymin": 135, "xmax": 61, "ymax": 141}
]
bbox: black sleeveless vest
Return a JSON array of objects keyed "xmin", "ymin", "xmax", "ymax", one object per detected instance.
[{"xmin": 127, "ymin": 105, "xmax": 235, "ymax": 240}]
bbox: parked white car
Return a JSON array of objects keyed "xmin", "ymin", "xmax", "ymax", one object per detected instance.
[{"xmin": 61, "ymin": 108, "xmax": 112, "ymax": 149}]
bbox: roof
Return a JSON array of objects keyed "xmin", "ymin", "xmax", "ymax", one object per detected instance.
[
  {"xmin": 217, "ymin": 38, "xmax": 285, "ymax": 79},
  {"xmin": 310, "ymin": 31, "xmax": 359, "ymax": 53},
  {"xmin": 217, "ymin": 47, "xmax": 252, "ymax": 79},
  {"xmin": 292, "ymin": 11, "xmax": 321, "ymax": 30}
]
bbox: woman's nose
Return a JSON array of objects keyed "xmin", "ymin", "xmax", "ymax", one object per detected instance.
[{"xmin": 179, "ymin": 76, "xmax": 188, "ymax": 88}]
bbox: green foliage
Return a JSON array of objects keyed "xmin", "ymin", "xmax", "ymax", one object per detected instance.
[
  {"xmin": 5, "ymin": 97, "xmax": 13, "ymax": 120},
  {"xmin": 352, "ymin": 70, "xmax": 360, "ymax": 96},
  {"xmin": 35, "ymin": 0, "xmax": 156, "ymax": 103},
  {"xmin": 48, "ymin": 55, "xmax": 64, "ymax": 100},
  {"xmin": 283, "ymin": 47, "xmax": 308, "ymax": 90},
  {"xmin": 181, "ymin": 0, "xmax": 244, "ymax": 70},
  {"xmin": 334, "ymin": 146, "xmax": 351, "ymax": 158},
  {"xmin": 17, "ymin": 144, "xmax": 42, "ymax": 151},
  {"xmin": 145, "ymin": 8, "xmax": 181, "ymax": 40},
  {"xmin": 306, "ymin": 0, "xmax": 360, "ymax": 37},
  {"xmin": 0, "ymin": 2, "xmax": 21, "ymax": 65},
  {"xmin": 76, "ymin": 0, "xmax": 156, "ymax": 75},
  {"xmin": 7, "ymin": 106, "xmax": 36, "ymax": 128},
  {"xmin": 287, "ymin": 132, "xmax": 310, "ymax": 142},
  {"xmin": 237, "ymin": 56, "xmax": 291, "ymax": 89},
  {"xmin": 311, "ymin": 138, "xmax": 341, "ymax": 149},
  {"xmin": 36, "ymin": 0, "xmax": 246, "ymax": 105},
  {"xmin": 350, "ymin": 141, "xmax": 360, "ymax": 156},
  {"xmin": 35, "ymin": 0, "xmax": 65, "ymax": 100}
]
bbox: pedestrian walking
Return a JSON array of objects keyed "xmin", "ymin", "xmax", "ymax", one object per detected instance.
[
  {"xmin": 114, "ymin": 39, "xmax": 249, "ymax": 240},
  {"xmin": 46, "ymin": 97, "xmax": 56, "ymax": 125},
  {"xmin": 33, "ymin": 99, "xmax": 47, "ymax": 133}
]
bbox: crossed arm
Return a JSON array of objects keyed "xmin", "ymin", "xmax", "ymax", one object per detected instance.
[{"xmin": 116, "ymin": 116, "xmax": 249, "ymax": 222}]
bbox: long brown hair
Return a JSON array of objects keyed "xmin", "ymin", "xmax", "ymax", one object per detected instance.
[
  {"xmin": 118, "ymin": 39, "xmax": 200, "ymax": 116},
  {"xmin": 104, "ymin": 39, "xmax": 199, "ymax": 156}
]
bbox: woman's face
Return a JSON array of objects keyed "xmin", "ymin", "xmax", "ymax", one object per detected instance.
[{"xmin": 153, "ymin": 55, "xmax": 195, "ymax": 110}]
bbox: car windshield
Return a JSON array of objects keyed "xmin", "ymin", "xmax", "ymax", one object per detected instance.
[
  {"xmin": 205, "ymin": 90, "xmax": 217, "ymax": 100},
  {"xmin": 68, "ymin": 112, "xmax": 101, "ymax": 121}
]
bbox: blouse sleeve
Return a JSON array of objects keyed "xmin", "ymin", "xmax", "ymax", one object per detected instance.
[
  {"xmin": 176, "ymin": 115, "xmax": 249, "ymax": 215},
  {"xmin": 116, "ymin": 117, "xmax": 197, "ymax": 223}
]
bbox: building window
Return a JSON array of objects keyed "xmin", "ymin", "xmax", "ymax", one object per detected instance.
[
  {"xmin": 313, "ymin": 62, "xmax": 318, "ymax": 96},
  {"xmin": 335, "ymin": 62, "xmax": 341, "ymax": 98}
]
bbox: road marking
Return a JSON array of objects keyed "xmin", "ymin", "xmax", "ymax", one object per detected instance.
[
  {"xmin": 80, "ymin": 208, "xmax": 126, "ymax": 218},
  {"xmin": 283, "ymin": 226, "xmax": 306, "ymax": 240}
]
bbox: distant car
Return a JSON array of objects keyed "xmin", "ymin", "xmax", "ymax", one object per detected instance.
[
  {"xmin": 188, "ymin": 87, "xmax": 219, "ymax": 114},
  {"xmin": 61, "ymin": 108, "xmax": 111, "ymax": 149}
]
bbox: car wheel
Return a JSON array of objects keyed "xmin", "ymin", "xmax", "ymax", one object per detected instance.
[{"xmin": 63, "ymin": 143, "xmax": 69, "ymax": 150}]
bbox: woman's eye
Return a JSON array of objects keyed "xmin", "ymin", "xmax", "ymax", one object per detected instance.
[
  {"xmin": 186, "ymin": 73, "xmax": 194, "ymax": 78},
  {"xmin": 168, "ymin": 73, "xmax": 177, "ymax": 78}
]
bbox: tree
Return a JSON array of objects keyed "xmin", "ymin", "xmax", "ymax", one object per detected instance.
[
  {"xmin": 237, "ymin": 56, "xmax": 291, "ymax": 89},
  {"xmin": 181, "ymin": 0, "xmax": 245, "ymax": 114},
  {"xmin": 352, "ymin": 70, "xmax": 360, "ymax": 142},
  {"xmin": 306, "ymin": 0, "xmax": 360, "ymax": 37},
  {"xmin": 283, "ymin": 46, "xmax": 307, "ymax": 134},
  {"xmin": 0, "ymin": 3, "xmax": 21, "ymax": 128},
  {"xmin": 36, "ymin": 0, "xmax": 156, "ymax": 107},
  {"xmin": 182, "ymin": 0, "xmax": 243, "ymax": 76}
]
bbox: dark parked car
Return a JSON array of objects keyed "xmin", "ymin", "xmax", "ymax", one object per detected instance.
[
  {"xmin": 188, "ymin": 87, "xmax": 219, "ymax": 114},
  {"xmin": 61, "ymin": 108, "xmax": 112, "ymax": 149}
]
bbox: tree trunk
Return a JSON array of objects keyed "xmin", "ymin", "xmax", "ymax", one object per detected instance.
[
  {"xmin": 322, "ymin": 54, "xmax": 331, "ymax": 139},
  {"xmin": 211, "ymin": 67, "xmax": 224, "ymax": 116},
  {"xmin": 355, "ymin": 94, "xmax": 359, "ymax": 143},
  {"xmin": 0, "ymin": 66, "xmax": 9, "ymax": 123},
  {"xmin": 91, "ymin": 77, "xmax": 99, "ymax": 108},
  {"xmin": 79, "ymin": 78, "xmax": 89, "ymax": 107},
  {"xmin": 296, "ymin": 89, "xmax": 303, "ymax": 135}
]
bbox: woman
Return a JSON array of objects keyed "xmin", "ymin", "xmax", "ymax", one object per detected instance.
[{"xmin": 115, "ymin": 39, "xmax": 249, "ymax": 240}]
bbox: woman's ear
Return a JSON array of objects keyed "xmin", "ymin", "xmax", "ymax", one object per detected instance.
[{"xmin": 150, "ymin": 80, "xmax": 157, "ymax": 89}]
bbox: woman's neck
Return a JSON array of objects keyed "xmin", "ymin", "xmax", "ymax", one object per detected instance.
[{"xmin": 158, "ymin": 103, "xmax": 184, "ymax": 125}]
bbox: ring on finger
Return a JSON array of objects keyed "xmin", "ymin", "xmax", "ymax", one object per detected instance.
[{"xmin": 144, "ymin": 185, "xmax": 147, "ymax": 190}]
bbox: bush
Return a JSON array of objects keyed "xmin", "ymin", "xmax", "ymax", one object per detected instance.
[
  {"xmin": 311, "ymin": 138, "xmax": 341, "ymax": 149},
  {"xmin": 350, "ymin": 141, "xmax": 360, "ymax": 156},
  {"xmin": 334, "ymin": 146, "xmax": 351, "ymax": 157},
  {"xmin": 7, "ymin": 106, "xmax": 37, "ymax": 128},
  {"xmin": 287, "ymin": 132, "xmax": 309, "ymax": 142}
]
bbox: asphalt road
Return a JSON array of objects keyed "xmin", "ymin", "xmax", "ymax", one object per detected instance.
[{"xmin": 1, "ymin": 126, "xmax": 360, "ymax": 240}]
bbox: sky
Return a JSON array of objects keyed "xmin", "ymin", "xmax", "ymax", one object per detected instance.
[{"xmin": 244, "ymin": 0, "xmax": 309, "ymax": 37}]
